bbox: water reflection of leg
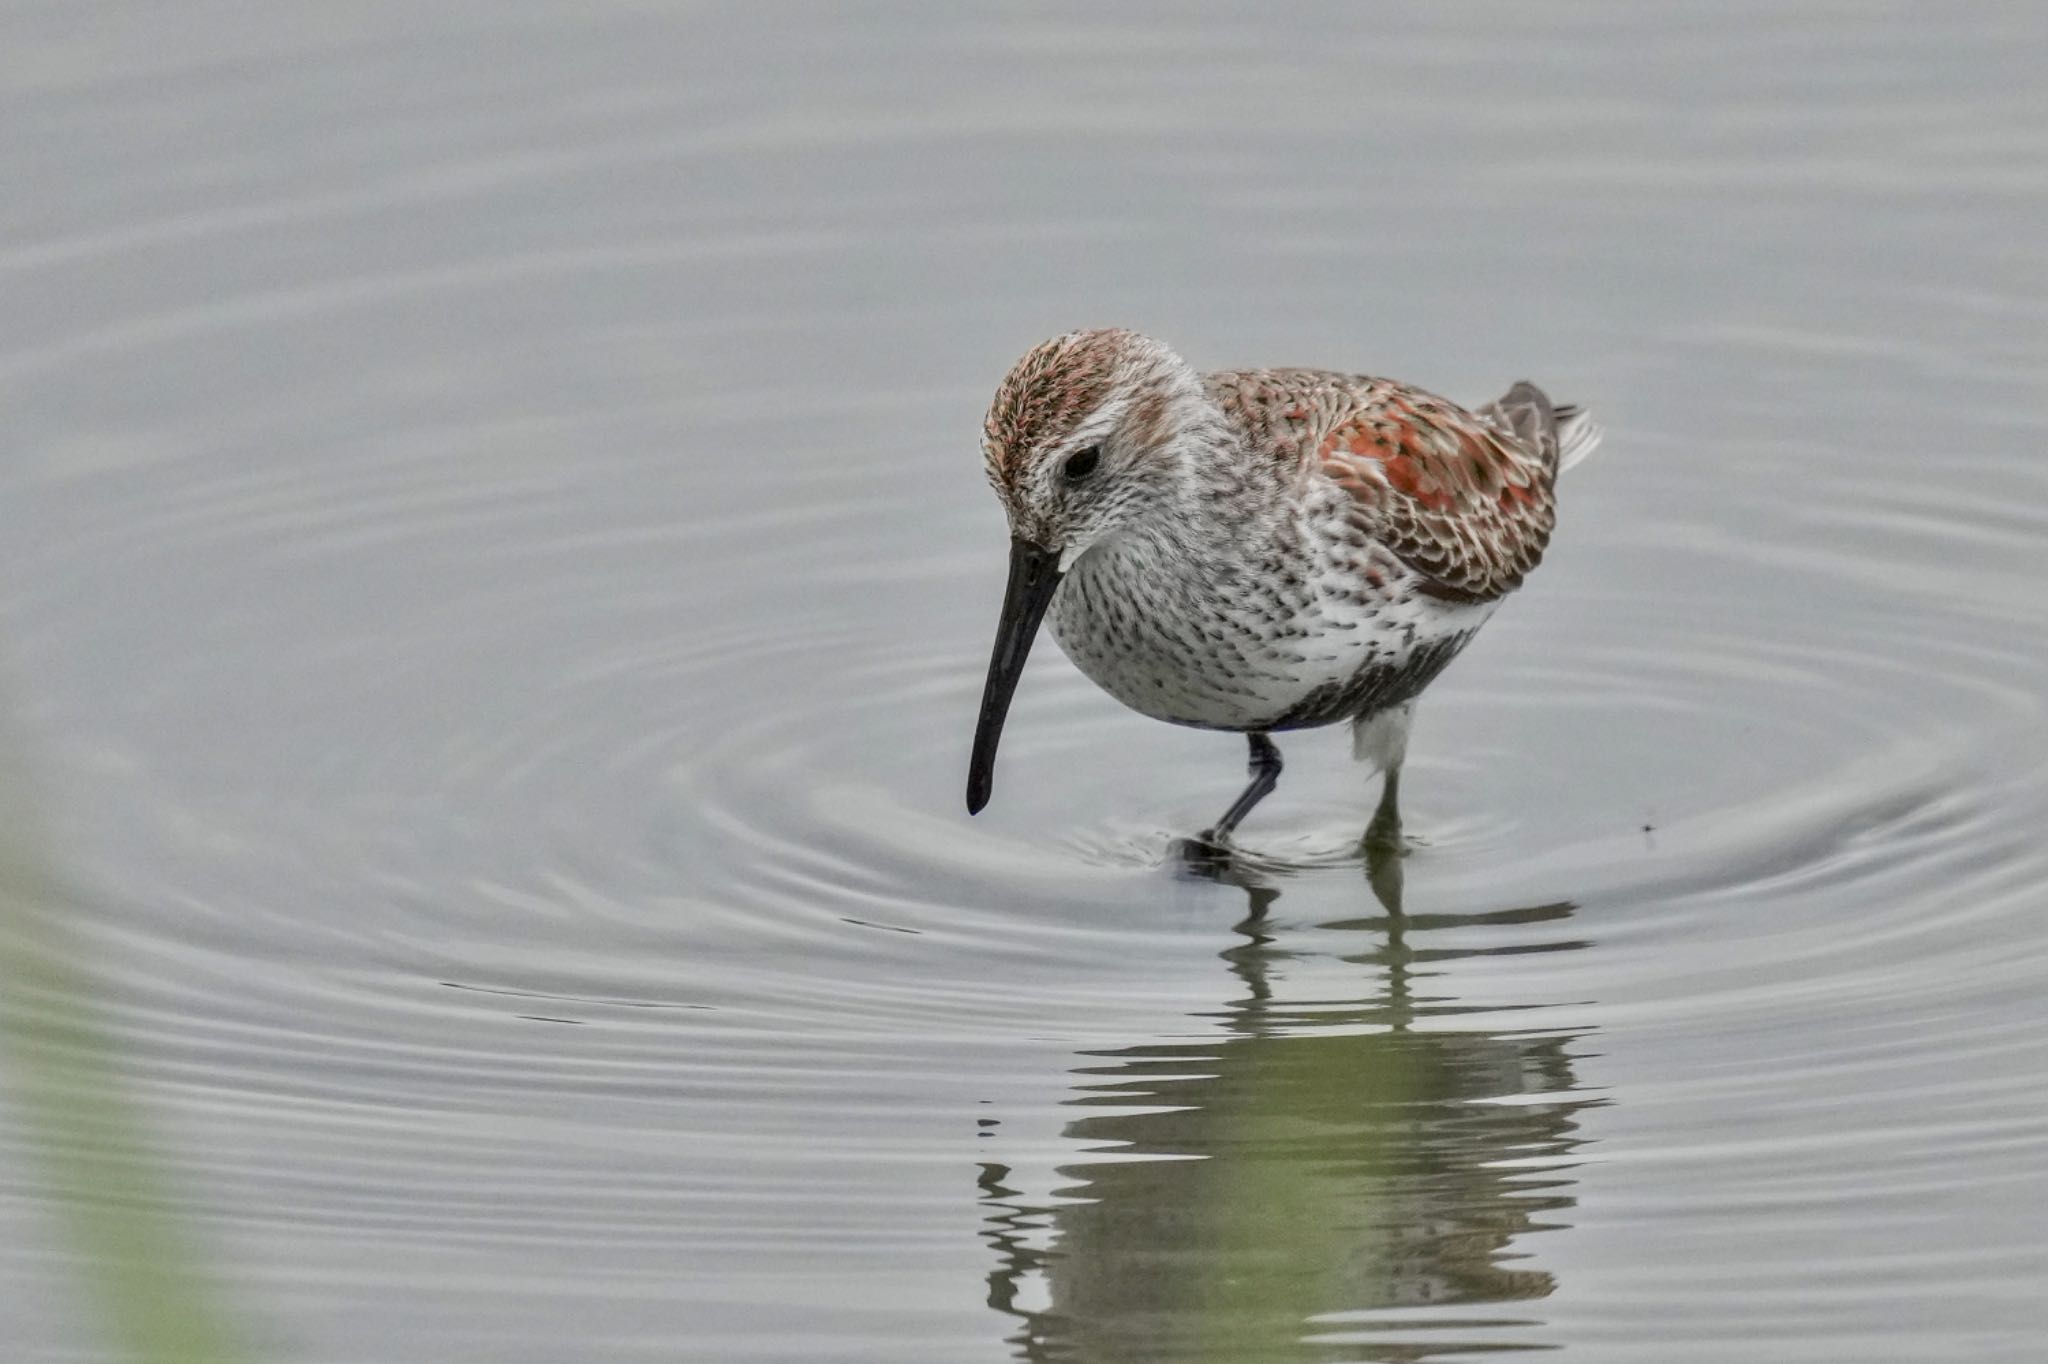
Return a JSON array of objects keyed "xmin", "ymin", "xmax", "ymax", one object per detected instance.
[{"xmin": 977, "ymin": 1160, "xmax": 1041, "ymax": 1315}]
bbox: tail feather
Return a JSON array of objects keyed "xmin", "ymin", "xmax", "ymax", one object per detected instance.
[
  {"xmin": 1479, "ymin": 381, "xmax": 1602, "ymax": 474},
  {"xmin": 1553, "ymin": 403, "xmax": 1603, "ymax": 473}
]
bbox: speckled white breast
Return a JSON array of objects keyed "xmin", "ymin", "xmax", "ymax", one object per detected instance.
[{"xmin": 1046, "ymin": 523, "xmax": 1494, "ymax": 733}]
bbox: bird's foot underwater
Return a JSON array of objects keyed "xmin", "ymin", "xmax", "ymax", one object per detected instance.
[
  {"xmin": 1178, "ymin": 830, "xmax": 1237, "ymax": 866},
  {"xmin": 1361, "ymin": 768, "xmax": 1407, "ymax": 857},
  {"xmin": 1360, "ymin": 818, "xmax": 1408, "ymax": 859}
]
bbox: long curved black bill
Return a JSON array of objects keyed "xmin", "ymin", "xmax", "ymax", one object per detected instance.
[{"xmin": 967, "ymin": 538, "xmax": 1063, "ymax": 814}]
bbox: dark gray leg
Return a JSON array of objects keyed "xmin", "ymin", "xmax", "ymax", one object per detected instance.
[
  {"xmin": 1351, "ymin": 702, "xmax": 1412, "ymax": 856},
  {"xmin": 1202, "ymin": 732, "xmax": 1282, "ymax": 844}
]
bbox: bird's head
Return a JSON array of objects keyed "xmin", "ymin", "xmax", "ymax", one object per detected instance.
[
  {"xmin": 966, "ymin": 329, "xmax": 1215, "ymax": 815},
  {"xmin": 978, "ymin": 327, "xmax": 1209, "ymax": 569}
]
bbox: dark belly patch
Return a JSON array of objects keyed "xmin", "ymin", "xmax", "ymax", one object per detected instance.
[{"xmin": 1269, "ymin": 633, "xmax": 1472, "ymax": 731}]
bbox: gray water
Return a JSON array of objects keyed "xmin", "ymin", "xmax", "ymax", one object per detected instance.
[{"xmin": 3, "ymin": 3, "xmax": 2046, "ymax": 1361}]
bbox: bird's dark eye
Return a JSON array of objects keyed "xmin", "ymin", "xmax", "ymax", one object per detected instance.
[{"xmin": 1063, "ymin": 446, "xmax": 1101, "ymax": 482}]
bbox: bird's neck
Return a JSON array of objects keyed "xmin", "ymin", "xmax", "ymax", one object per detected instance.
[
  {"xmin": 1169, "ymin": 421, "xmax": 1298, "ymax": 562},
  {"xmin": 1085, "ymin": 431, "xmax": 1296, "ymax": 596}
]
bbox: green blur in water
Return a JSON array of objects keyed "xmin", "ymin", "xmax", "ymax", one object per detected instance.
[{"xmin": 0, "ymin": 718, "xmax": 247, "ymax": 1364}]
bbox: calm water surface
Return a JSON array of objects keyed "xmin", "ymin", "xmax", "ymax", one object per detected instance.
[{"xmin": 3, "ymin": 3, "xmax": 2046, "ymax": 1361}]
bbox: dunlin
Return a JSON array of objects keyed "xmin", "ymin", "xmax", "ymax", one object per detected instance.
[{"xmin": 965, "ymin": 328, "xmax": 1600, "ymax": 851}]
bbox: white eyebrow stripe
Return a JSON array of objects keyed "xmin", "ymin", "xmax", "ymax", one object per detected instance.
[{"xmin": 1046, "ymin": 394, "xmax": 1130, "ymax": 461}]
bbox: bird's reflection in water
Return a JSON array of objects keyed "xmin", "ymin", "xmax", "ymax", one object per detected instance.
[{"xmin": 981, "ymin": 843, "xmax": 1599, "ymax": 1362}]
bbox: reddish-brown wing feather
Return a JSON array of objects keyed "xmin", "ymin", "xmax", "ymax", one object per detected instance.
[{"xmin": 1209, "ymin": 369, "xmax": 1560, "ymax": 603}]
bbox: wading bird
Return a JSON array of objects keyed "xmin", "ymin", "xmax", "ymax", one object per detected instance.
[{"xmin": 966, "ymin": 328, "xmax": 1599, "ymax": 854}]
